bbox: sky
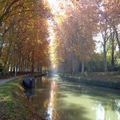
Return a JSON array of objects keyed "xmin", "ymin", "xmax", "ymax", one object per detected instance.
[{"xmin": 94, "ymin": 33, "xmax": 103, "ymax": 53}]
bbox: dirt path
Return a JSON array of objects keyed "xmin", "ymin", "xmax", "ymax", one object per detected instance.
[{"xmin": 0, "ymin": 77, "xmax": 20, "ymax": 85}]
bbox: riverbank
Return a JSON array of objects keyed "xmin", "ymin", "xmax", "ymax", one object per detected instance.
[
  {"xmin": 0, "ymin": 77, "xmax": 34, "ymax": 120},
  {"xmin": 60, "ymin": 72, "xmax": 120, "ymax": 89},
  {"xmin": 0, "ymin": 77, "xmax": 21, "ymax": 85},
  {"xmin": 0, "ymin": 76, "xmax": 46, "ymax": 120},
  {"xmin": 0, "ymin": 77, "xmax": 23, "ymax": 119}
]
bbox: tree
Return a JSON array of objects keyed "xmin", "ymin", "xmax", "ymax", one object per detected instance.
[
  {"xmin": 0, "ymin": 0, "xmax": 50, "ymax": 75},
  {"xmin": 97, "ymin": 0, "xmax": 120, "ymax": 71},
  {"xmin": 55, "ymin": 0, "xmax": 98, "ymax": 73}
]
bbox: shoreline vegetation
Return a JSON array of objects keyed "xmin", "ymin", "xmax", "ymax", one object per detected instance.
[
  {"xmin": 60, "ymin": 72, "xmax": 120, "ymax": 89},
  {"xmin": 0, "ymin": 77, "xmax": 23, "ymax": 120},
  {"xmin": 0, "ymin": 77, "xmax": 39, "ymax": 120},
  {"xmin": 0, "ymin": 76, "xmax": 47, "ymax": 120}
]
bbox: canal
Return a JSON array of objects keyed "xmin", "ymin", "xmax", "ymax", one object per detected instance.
[{"xmin": 25, "ymin": 76, "xmax": 120, "ymax": 120}]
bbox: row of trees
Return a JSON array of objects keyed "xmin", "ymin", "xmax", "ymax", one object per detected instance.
[
  {"xmin": 0, "ymin": 0, "xmax": 50, "ymax": 75},
  {"xmin": 55, "ymin": 0, "xmax": 120, "ymax": 73},
  {"xmin": 98, "ymin": 0, "xmax": 120, "ymax": 72},
  {"xmin": 0, "ymin": 0, "xmax": 119, "ymax": 75}
]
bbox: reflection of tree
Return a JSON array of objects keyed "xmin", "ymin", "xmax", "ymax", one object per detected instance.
[
  {"xmin": 57, "ymin": 81, "xmax": 120, "ymax": 120},
  {"xmin": 113, "ymin": 100, "xmax": 120, "ymax": 112},
  {"xmin": 12, "ymin": 80, "xmax": 51, "ymax": 120},
  {"xmin": 55, "ymin": 102, "xmax": 90, "ymax": 120},
  {"xmin": 36, "ymin": 77, "xmax": 51, "ymax": 89},
  {"xmin": 46, "ymin": 81, "xmax": 58, "ymax": 120}
]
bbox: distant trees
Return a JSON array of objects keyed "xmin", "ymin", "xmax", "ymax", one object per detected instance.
[
  {"xmin": 56, "ymin": 0, "xmax": 98, "ymax": 73},
  {"xmin": 97, "ymin": 0, "xmax": 120, "ymax": 71},
  {"xmin": 56, "ymin": 0, "xmax": 120, "ymax": 73},
  {"xmin": 1, "ymin": 0, "xmax": 120, "ymax": 75}
]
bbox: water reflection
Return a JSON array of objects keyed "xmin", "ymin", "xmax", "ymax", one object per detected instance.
[
  {"xmin": 55, "ymin": 80, "xmax": 120, "ymax": 120},
  {"xmin": 46, "ymin": 81, "xmax": 57, "ymax": 120},
  {"xmin": 24, "ymin": 88, "xmax": 35, "ymax": 100},
  {"xmin": 115, "ymin": 100, "xmax": 120, "ymax": 120},
  {"xmin": 13, "ymin": 77, "xmax": 120, "ymax": 120},
  {"xmin": 96, "ymin": 103, "xmax": 105, "ymax": 120}
]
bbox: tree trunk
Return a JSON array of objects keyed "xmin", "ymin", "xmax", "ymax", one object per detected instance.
[
  {"xmin": 0, "ymin": 36, "xmax": 4, "ymax": 57},
  {"xmin": 38, "ymin": 65, "xmax": 42, "ymax": 74},
  {"xmin": 113, "ymin": 26, "xmax": 120, "ymax": 56},
  {"xmin": 102, "ymin": 31, "xmax": 108, "ymax": 72},
  {"xmin": 110, "ymin": 31, "xmax": 115, "ymax": 70},
  {"xmin": 103, "ymin": 43, "xmax": 107, "ymax": 72},
  {"xmin": 14, "ymin": 65, "xmax": 17, "ymax": 77},
  {"xmin": 31, "ymin": 51, "xmax": 34, "ymax": 74},
  {"xmin": 81, "ymin": 61, "xmax": 85, "ymax": 73}
]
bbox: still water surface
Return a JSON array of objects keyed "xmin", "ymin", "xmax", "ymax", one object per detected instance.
[{"xmin": 33, "ymin": 76, "xmax": 120, "ymax": 120}]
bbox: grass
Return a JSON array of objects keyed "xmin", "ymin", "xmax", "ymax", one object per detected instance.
[
  {"xmin": 0, "ymin": 77, "xmax": 47, "ymax": 120},
  {"xmin": 60, "ymin": 72, "xmax": 120, "ymax": 82},
  {"xmin": 0, "ymin": 78, "xmax": 26, "ymax": 120},
  {"xmin": 0, "ymin": 79, "xmax": 20, "ymax": 99},
  {"xmin": 60, "ymin": 72, "xmax": 120, "ymax": 89}
]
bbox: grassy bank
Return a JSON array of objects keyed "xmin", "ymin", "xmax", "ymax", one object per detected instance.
[
  {"xmin": 0, "ymin": 77, "xmax": 35, "ymax": 120},
  {"xmin": 0, "ymin": 78, "xmax": 24, "ymax": 119},
  {"xmin": 0, "ymin": 77, "xmax": 47, "ymax": 120},
  {"xmin": 60, "ymin": 72, "xmax": 120, "ymax": 81},
  {"xmin": 60, "ymin": 72, "xmax": 120, "ymax": 89}
]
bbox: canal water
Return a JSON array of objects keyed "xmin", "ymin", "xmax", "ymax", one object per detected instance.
[{"xmin": 26, "ymin": 76, "xmax": 120, "ymax": 120}]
